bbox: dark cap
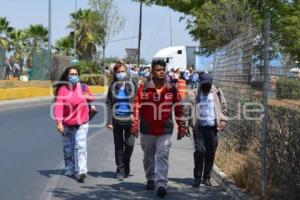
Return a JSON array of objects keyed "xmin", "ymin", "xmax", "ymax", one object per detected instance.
[{"xmin": 199, "ymin": 73, "xmax": 213, "ymax": 84}]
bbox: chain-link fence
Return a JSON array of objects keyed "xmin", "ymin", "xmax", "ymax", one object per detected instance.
[
  {"xmin": 212, "ymin": 29, "xmax": 300, "ymax": 199},
  {"xmin": 0, "ymin": 48, "xmax": 52, "ymax": 81},
  {"xmin": 0, "ymin": 48, "xmax": 5, "ymax": 80},
  {"xmin": 32, "ymin": 49, "xmax": 51, "ymax": 80}
]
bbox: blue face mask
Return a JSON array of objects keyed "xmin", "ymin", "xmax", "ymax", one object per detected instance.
[
  {"xmin": 116, "ymin": 72, "xmax": 126, "ymax": 81},
  {"xmin": 68, "ymin": 75, "xmax": 80, "ymax": 85}
]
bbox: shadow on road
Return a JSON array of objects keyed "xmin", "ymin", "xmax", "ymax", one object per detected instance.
[
  {"xmin": 50, "ymin": 178, "xmax": 231, "ymax": 200},
  {"xmin": 37, "ymin": 169, "xmax": 65, "ymax": 178},
  {"xmin": 87, "ymin": 171, "xmax": 115, "ymax": 179},
  {"xmin": 169, "ymin": 177, "xmax": 194, "ymax": 186}
]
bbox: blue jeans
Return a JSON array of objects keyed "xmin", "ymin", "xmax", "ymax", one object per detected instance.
[
  {"xmin": 191, "ymin": 81, "xmax": 198, "ymax": 89},
  {"xmin": 62, "ymin": 123, "xmax": 89, "ymax": 174},
  {"xmin": 28, "ymin": 68, "xmax": 32, "ymax": 80}
]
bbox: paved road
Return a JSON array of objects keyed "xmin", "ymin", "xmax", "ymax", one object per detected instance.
[{"xmin": 0, "ymin": 96, "xmax": 232, "ymax": 200}]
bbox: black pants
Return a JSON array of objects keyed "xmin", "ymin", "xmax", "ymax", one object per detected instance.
[
  {"xmin": 113, "ymin": 120, "xmax": 135, "ymax": 173},
  {"xmin": 4, "ymin": 72, "xmax": 10, "ymax": 80},
  {"xmin": 193, "ymin": 126, "xmax": 218, "ymax": 180}
]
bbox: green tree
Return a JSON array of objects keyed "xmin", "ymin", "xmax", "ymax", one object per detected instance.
[
  {"xmin": 0, "ymin": 17, "xmax": 14, "ymax": 50},
  {"xmin": 104, "ymin": 57, "xmax": 119, "ymax": 63},
  {"xmin": 10, "ymin": 30, "xmax": 29, "ymax": 61},
  {"xmin": 89, "ymin": 0, "xmax": 125, "ymax": 66},
  {"xmin": 136, "ymin": 0, "xmax": 300, "ymax": 61},
  {"xmin": 55, "ymin": 35, "xmax": 73, "ymax": 56},
  {"xmin": 69, "ymin": 9, "xmax": 103, "ymax": 60},
  {"xmin": 132, "ymin": 0, "xmax": 204, "ymax": 14},
  {"xmin": 188, "ymin": 0, "xmax": 256, "ymax": 54},
  {"xmin": 24, "ymin": 24, "xmax": 48, "ymax": 50},
  {"xmin": 271, "ymin": 1, "xmax": 300, "ymax": 60}
]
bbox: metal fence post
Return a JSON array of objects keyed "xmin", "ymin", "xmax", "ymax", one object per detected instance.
[{"xmin": 262, "ymin": 7, "xmax": 271, "ymax": 198}]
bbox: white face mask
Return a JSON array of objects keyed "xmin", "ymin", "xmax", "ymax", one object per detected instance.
[{"xmin": 116, "ymin": 72, "xmax": 126, "ymax": 81}]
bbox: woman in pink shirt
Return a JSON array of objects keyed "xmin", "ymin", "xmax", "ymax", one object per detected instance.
[{"xmin": 54, "ymin": 66, "xmax": 95, "ymax": 182}]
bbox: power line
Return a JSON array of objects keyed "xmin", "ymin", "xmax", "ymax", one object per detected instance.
[{"xmin": 108, "ymin": 36, "xmax": 138, "ymax": 43}]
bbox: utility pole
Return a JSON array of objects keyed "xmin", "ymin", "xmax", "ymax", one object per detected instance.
[
  {"xmin": 74, "ymin": 0, "xmax": 77, "ymax": 60},
  {"xmin": 48, "ymin": 0, "xmax": 52, "ymax": 79},
  {"xmin": 262, "ymin": 1, "xmax": 270, "ymax": 198},
  {"xmin": 137, "ymin": 0, "xmax": 143, "ymax": 68},
  {"xmin": 169, "ymin": 9, "xmax": 173, "ymax": 46}
]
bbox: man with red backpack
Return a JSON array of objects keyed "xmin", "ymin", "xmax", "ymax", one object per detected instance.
[{"xmin": 131, "ymin": 59, "xmax": 187, "ymax": 198}]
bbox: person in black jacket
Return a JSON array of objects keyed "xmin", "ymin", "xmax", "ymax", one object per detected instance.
[
  {"xmin": 4, "ymin": 59, "xmax": 12, "ymax": 80},
  {"xmin": 106, "ymin": 61, "xmax": 138, "ymax": 181}
]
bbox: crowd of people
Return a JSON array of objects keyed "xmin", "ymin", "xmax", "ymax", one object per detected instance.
[
  {"xmin": 105, "ymin": 62, "xmax": 204, "ymax": 90},
  {"xmin": 53, "ymin": 59, "xmax": 228, "ymax": 198},
  {"xmin": 2, "ymin": 58, "xmax": 32, "ymax": 81}
]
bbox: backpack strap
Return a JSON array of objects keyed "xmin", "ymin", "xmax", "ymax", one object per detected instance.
[
  {"xmin": 81, "ymin": 83, "xmax": 94, "ymax": 106},
  {"xmin": 81, "ymin": 83, "xmax": 86, "ymax": 93},
  {"xmin": 130, "ymin": 77, "xmax": 138, "ymax": 94},
  {"xmin": 143, "ymin": 79, "xmax": 150, "ymax": 93}
]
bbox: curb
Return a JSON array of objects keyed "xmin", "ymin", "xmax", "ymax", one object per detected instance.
[
  {"xmin": 0, "ymin": 86, "xmax": 108, "ymax": 101},
  {"xmin": 212, "ymin": 165, "xmax": 253, "ymax": 200},
  {"xmin": 0, "ymin": 96, "xmax": 53, "ymax": 106}
]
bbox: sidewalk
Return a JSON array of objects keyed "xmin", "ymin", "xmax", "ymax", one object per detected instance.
[{"xmin": 41, "ymin": 127, "xmax": 232, "ymax": 200}]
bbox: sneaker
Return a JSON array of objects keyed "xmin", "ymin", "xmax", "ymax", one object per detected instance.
[
  {"xmin": 124, "ymin": 167, "xmax": 130, "ymax": 178},
  {"xmin": 64, "ymin": 170, "xmax": 74, "ymax": 177},
  {"xmin": 157, "ymin": 186, "xmax": 167, "ymax": 198},
  {"xmin": 116, "ymin": 172, "xmax": 124, "ymax": 181},
  {"xmin": 203, "ymin": 178, "xmax": 212, "ymax": 186},
  {"xmin": 76, "ymin": 173, "xmax": 87, "ymax": 183},
  {"xmin": 124, "ymin": 173, "xmax": 130, "ymax": 178},
  {"xmin": 192, "ymin": 178, "xmax": 201, "ymax": 188},
  {"xmin": 145, "ymin": 180, "xmax": 155, "ymax": 190}
]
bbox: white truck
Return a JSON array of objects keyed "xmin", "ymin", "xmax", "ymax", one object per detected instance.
[{"xmin": 153, "ymin": 46, "xmax": 197, "ymax": 71}]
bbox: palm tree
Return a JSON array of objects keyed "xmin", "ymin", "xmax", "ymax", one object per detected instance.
[
  {"xmin": 68, "ymin": 9, "xmax": 104, "ymax": 60},
  {"xmin": 10, "ymin": 30, "xmax": 29, "ymax": 61},
  {"xmin": 24, "ymin": 24, "xmax": 48, "ymax": 50},
  {"xmin": 55, "ymin": 35, "xmax": 73, "ymax": 56},
  {"xmin": 0, "ymin": 17, "xmax": 14, "ymax": 50}
]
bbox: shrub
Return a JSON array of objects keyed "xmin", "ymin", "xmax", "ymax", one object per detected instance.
[
  {"xmin": 266, "ymin": 105, "xmax": 300, "ymax": 199},
  {"xmin": 80, "ymin": 74, "xmax": 105, "ymax": 86},
  {"xmin": 75, "ymin": 61, "xmax": 102, "ymax": 74},
  {"xmin": 277, "ymin": 77, "xmax": 300, "ymax": 99}
]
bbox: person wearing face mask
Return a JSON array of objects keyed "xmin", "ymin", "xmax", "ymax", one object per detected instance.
[
  {"xmin": 106, "ymin": 61, "xmax": 138, "ymax": 181},
  {"xmin": 53, "ymin": 66, "xmax": 95, "ymax": 183},
  {"xmin": 190, "ymin": 72, "xmax": 228, "ymax": 188}
]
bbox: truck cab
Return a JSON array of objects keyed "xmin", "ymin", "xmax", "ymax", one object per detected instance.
[{"xmin": 153, "ymin": 46, "xmax": 196, "ymax": 72}]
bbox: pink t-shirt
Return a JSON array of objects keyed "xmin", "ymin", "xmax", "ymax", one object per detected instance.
[{"xmin": 54, "ymin": 83, "xmax": 95, "ymax": 126}]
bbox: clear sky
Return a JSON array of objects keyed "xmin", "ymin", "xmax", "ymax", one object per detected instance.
[{"xmin": 0, "ymin": 0, "xmax": 196, "ymax": 62}]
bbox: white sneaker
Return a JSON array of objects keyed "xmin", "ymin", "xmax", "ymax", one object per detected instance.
[{"xmin": 76, "ymin": 173, "xmax": 87, "ymax": 183}]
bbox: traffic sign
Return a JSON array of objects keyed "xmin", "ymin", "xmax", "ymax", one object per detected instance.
[{"xmin": 126, "ymin": 48, "xmax": 139, "ymax": 64}]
